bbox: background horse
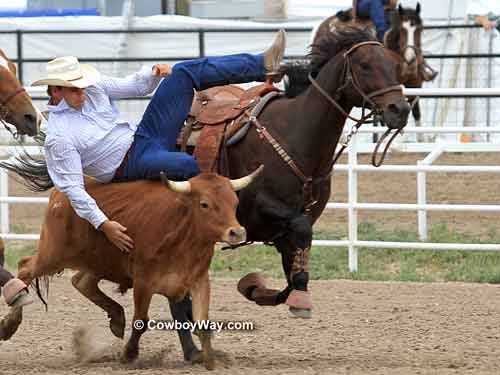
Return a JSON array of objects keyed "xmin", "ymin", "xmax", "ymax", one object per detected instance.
[
  {"xmin": 0, "ymin": 26, "xmax": 410, "ymax": 359},
  {"xmin": 0, "ymin": 49, "xmax": 40, "ymax": 137},
  {"xmin": 311, "ymin": 3, "xmax": 427, "ymax": 136}
]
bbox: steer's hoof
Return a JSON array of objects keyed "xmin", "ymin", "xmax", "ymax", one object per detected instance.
[
  {"xmin": 0, "ymin": 307, "xmax": 22, "ymax": 340},
  {"xmin": 285, "ymin": 290, "xmax": 312, "ymax": 319},
  {"xmin": 237, "ymin": 272, "xmax": 267, "ymax": 300}
]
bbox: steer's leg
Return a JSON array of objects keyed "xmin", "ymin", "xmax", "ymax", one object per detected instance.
[
  {"xmin": 71, "ymin": 271, "xmax": 126, "ymax": 339},
  {"xmin": 122, "ymin": 281, "xmax": 152, "ymax": 363},
  {"xmin": 168, "ymin": 295, "xmax": 202, "ymax": 362},
  {"xmin": 190, "ymin": 270, "xmax": 215, "ymax": 370}
]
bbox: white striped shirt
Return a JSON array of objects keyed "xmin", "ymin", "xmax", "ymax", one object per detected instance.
[{"xmin": 44, "ymin": 66, "xmax": 161, "ymax": 229}]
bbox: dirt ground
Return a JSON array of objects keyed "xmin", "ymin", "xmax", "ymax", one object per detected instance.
[{"xmin": 1, "ymin": 274, "xmax": 500, "ymax": 375}]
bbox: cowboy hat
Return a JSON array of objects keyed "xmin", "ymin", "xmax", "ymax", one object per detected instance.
[{"xmin": 31, "ymin": 56, "xmax": 100, "ymax": 88}]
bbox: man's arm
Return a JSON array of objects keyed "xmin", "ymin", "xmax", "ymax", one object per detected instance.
[
  {"xmin": 98, "ymin": 64, "xmax": 171, "ymax": 99},
  {"xmin": 45, "ymin": 138, "xmax": 133, "ymax": 252}
]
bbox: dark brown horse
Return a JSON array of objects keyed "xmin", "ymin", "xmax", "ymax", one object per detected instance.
[
  {"xmin": 0, "ymin": 49, "xmax": 40, "ymax": 137},
  {"xmin": 0, "ymin": 26, "xmax": 410, "ymax": 360},
  {"xmin": 312, "ymin": 4, "xmax": 427, "ymax": 131}
]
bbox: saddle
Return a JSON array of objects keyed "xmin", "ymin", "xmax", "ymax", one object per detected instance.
[{"xmin": 177, "ymin": 83, "xmax": 281, "ymax": 173}]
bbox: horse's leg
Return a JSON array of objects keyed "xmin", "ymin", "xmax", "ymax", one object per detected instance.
[
  {"xmin": 121, "ymin": 280, "xmax": 152, "ymax": 363},
  {"xmin": 237, "ymin": 215, "xmax": 313, "ymax": 318},
  {"xmin": 411, "ymin": 99, "xmax": 426, "ymax": 142},
  {"xmin": 275, "ymin": 214, "xmax": 313, "ymax": 318},
  {"xmin": 168, "ymin": 295, "xmax": 202, "ymax": 363},
  {"xmin": 71, "ymin": 271, "xmax": 126, "ymax": 339},
  {"xmin": 190, "ymin": 270, "xmax": 215, "ymax": 370},
  {"xmin": 0, "ymin": 254, "xmax": 60, "ymax": 340}
]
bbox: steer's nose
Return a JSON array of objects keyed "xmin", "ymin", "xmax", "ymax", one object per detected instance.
[{"xmin": 223, "ymin": 226, "xmax": 247, "ymax": 245}]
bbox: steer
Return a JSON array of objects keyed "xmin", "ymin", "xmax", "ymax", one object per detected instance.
[{"xmin": 6, "ymin": 167, "xmax": 262, "ymax": 370}]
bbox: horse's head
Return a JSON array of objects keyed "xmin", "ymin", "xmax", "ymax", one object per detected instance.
[
  {"xmin": 399, "ymin": 3, "xmax": 422, "ymax": 65},
  {"xmin": 0, "ymin": 52, "xmax": 39, "ymax": 137},
  {"xmin": 310, "ymin": 26, "xmax": 410, "ymax": 130}
]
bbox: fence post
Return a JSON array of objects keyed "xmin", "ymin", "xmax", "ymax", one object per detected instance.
[
  {"xmin": 0, "ymin": 170, "xmax": 9, "ymax": 235},
  {"xmin": 16, "ymin": 29, "xmax": 23, "ymax": 85},
  {"xmin": 348, "ymin": 132, "xmax": 358, "ymax": 272},
  {"xmin": 198, "ymin": 30, "xmax": 205, "ymax": 58},
  {"xmin": 417, "ymin": 160, "xmax": 427, "ymax": 241}
]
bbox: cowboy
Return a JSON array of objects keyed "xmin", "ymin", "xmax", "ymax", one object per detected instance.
[
  {"xmin": 353, "ymin": 0, "xmax": 437, "ymax": 81},
  {"xmin": 28, "ymin": 30, "xmax": 286, "ymax": 255},
  {"xmin": 353, "ymin": 0, "xmax": 398, "ymax": 42}
]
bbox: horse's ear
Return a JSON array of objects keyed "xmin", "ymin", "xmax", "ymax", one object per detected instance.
[{"xmin": 416, "ymin": 3, "xmax": 421, "ymax": 15}]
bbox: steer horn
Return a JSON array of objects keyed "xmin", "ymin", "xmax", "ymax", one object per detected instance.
[
  {"xmin": 160, "ymin": 171, "xmax": 191, "ymax": 193},
  {"xmin": 230, "ymin": 165, "xmax": 264, "ymax": 191}
]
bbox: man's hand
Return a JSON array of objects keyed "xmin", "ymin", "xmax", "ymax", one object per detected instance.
[
  {"xmin": 152, "ymin": 64, "xmax": 172, "ymax": 77},
  {"xmin": 99, "ymin": 220, "xmax": 134, "ymax": 253},
  {"xmin": 475, "ymin": 15, "xmax": 497, "ymax": 31}
]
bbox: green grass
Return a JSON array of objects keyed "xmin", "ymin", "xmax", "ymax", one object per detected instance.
[
  {"xmin": 5, "ymin": 222, "xmax": 500, "ymax": 283},
  {"xmin": 211, "ymin": 222, "xmax": 500, "ymax": 283}
]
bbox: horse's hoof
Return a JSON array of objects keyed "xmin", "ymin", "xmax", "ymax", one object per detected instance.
[
  {"xmin": 0, "ymin": 307, "xmax": 23, "ymax": 340},
  {"xmin": 120, "ymin": 344, "xmax": 139, "ymax": 363},
  {"xmin": 237, "ymin": 272, "xmax": 267, "ymax": 300},
  {"xmin": 289, "ymin": 307, "xmax": 312, "ymax": 319},
  {"xmin": 285, "ymin": 290, "xmax": 312, "ymax": 315}
]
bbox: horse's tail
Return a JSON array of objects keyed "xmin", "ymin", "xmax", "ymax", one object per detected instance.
[
  {"xmin": 33, "ymin": 276, "xmax": 49, "ymax": 311},
  {"xmin": 0, "ymin": 131, "xmax": 54, "ymax": 192}
]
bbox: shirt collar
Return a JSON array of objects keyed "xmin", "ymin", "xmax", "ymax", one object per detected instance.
[{"xmin": 47, "ymin": 98, "xmax": 72, "ymax": 113}]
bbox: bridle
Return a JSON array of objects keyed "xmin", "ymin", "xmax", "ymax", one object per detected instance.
[
  {"xmin": 250, "ymin": 40, "xmax": 406, "ymax": 215},
  {"xmin": 308, "ymin": 40, "xmax": 404, "ymax": 168},
  {"xmin": 0, "ymin": 86, "xmax": 27, "ymax": 139}
]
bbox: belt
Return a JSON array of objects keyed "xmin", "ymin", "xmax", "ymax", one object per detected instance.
[{"xmin": 113, "ymin": 145, "xmax": 132, "ymax": 181}]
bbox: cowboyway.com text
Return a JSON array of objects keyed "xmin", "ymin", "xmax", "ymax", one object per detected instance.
[{"xmin": 133, "ymin": 319, "xmax": 255, "ymax": 333}]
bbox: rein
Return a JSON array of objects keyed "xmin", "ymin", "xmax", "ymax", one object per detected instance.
[
  {"xmin": 251, "ymin": 40, "xmax": 405, "ymax": 214},
  {"xmin": 0, "ymin": 87, "xmax": 26, "ymax": 139}
]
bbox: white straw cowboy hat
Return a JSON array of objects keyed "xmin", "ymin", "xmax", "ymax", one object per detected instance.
[{"xmin": 31, "ymin": 56, "xmax": 100, "ymax": 88}]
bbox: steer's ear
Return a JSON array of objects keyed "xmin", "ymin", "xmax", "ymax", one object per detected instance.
[{"xmin": 160, "ymin": 171, "xmax": 191, "ymax": 194}]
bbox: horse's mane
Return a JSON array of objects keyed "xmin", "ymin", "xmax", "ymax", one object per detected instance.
[{"xmin": 282, "ymin": 25, "xmax": 376, "ymax": 98}]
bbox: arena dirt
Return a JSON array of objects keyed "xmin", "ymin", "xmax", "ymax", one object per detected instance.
[{"xmin": 0, "ymin": 275, "xmax": 500, "ymax": 374}]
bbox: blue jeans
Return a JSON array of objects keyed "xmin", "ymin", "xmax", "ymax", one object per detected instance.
[
  {"xmin": 115, "ymin": 53, "xmax": 266, "ymax": 182},
  {"xmin": 357, "ymin": 0, "xmax": 387, "ymax": 41}
]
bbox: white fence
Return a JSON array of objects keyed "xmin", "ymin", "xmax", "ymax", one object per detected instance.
[{"xmin": 2, "ymin": 88, "xmax": 500, "ymax": 272}]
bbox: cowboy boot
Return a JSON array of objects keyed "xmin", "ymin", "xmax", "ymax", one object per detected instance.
[
  {"xmin": 263, "ymin": 29, "xmax": 286, "ymax": 82},
  {"xmin": 421, "ymin": 61, "xmax": 438, "ymax": 82}
]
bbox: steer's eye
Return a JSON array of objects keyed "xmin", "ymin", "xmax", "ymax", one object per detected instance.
[{"xmin": 200, "ymin": 200, "xmax": 210, "ymax": 209}]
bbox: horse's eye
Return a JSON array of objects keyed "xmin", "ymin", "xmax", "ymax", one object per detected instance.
[
  {"xmin": 361, "ymin": 62, "xmax": 370, "ymax": 70},
  {"xmin": 200, "ymin": 200, "xmax": 210, "ymax": 209}
]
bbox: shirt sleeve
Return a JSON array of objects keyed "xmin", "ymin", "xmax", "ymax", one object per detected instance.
[
  {"xmin": 98, "ymin": 65, "xmax": 162, "ymax": 99},
  {"xmin": 45, "ymin": 137, "xmax": 109, "ymax": 229}
]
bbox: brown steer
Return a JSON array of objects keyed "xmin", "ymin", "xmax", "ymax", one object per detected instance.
[{"xmin": 10, "ymin": 167, "xmax": 262, "ymax": 370}]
